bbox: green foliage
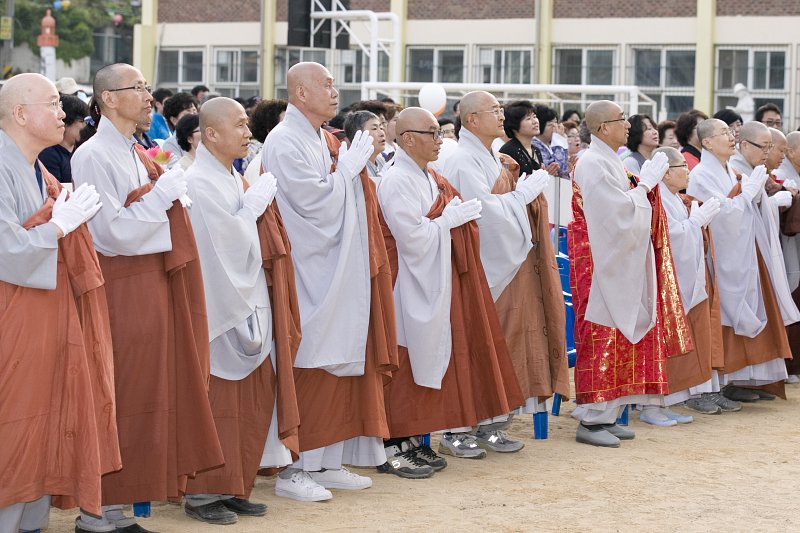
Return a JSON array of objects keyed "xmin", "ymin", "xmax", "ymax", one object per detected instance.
[{"xmin": 13, "ymin": 0, "xmax": 140, "ymax": 65}]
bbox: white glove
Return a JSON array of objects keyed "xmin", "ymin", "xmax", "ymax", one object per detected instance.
[
  {"xmin": 637, "ymin": 151, "xmax": 670, "ymax": 192},
  {"xmin": 151, "ymin": 166, "xmax": 188, "ymax": 210},
  {"xmin": 772, "ymin": 190, "xmax": 793, "ymax": 208},
  {"xmin": 50, "ymin": 184, "xmax": 102, "ymax": 236},
  {"xmin": 514, "ymin": 170, "xmax": 550, "ymax": 204},
  {"xmin": 741, "ymin": 165, "xmax": 769, "ymax": 201},
  {"xmin": 783, "ymin": 178, "xmax": 798, "ymax": 190},
  {"xmin": 240, "ymin": 172, "xmax": 278, "ymax": 220},
  {"xmin": 688, "ymin": 198, "xmax": 720, "ymax": 228},
  {"xmin": 337, "ymin": 130, "xmax": 374, "ymax": 180},
  {"xmin": 438, "ymin": 197, "xmax": 482, "ymax": 229}
]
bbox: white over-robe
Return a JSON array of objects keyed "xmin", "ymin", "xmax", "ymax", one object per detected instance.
[
  {"xmin": 185, "ymin": 143, "xmax": 289, "ymax": 469},
  {"xmin": 773, "ymin": 158, "xmax": 800, "ymax": 292},
  {"xmin": 185, "ymin": 143, "xmax": 272, "ymax": 379},
  {"xmin": 658, "ymin": 183, "xmax": 708, "ymax": 314},
  {"xmin": 378, "ymin": 147, "xmax": 452, "ymax": 389},
  {"xmin": 71, "ymin": 117, "xmax": 172, "ymax": 257},
  {"xmin": 262, "ymin": 104, "xmax": 371, "ymax": 377},
  {"xmin": 573, "ymin": 135, "xmax": 656, "ymax": 344},
  {"xmin": 687, "ymin": 149, "xmax": 794, "ymax": 384},
  {"xmin": 442, "ymin": 127, "xmax": 532, "ymax": 299},
  {"xmin": 0, "ymin": 131, "xmax": 59, "ymax": 289}
]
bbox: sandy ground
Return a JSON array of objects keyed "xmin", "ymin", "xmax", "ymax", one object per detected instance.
[{"xmin": 49, "ymin": 385, "xmax": 800, "ymax": 533}]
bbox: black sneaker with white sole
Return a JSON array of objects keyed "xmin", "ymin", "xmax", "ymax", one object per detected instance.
[{"xmin": 377, "ymin": 449, "xmax": 434, "ymax": 479}]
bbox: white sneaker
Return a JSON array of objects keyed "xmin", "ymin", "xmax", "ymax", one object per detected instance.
[
  {"xmin": 309, "ymin": 467, "xmax": 373, "ymax": 490},
  {"xmin": 785, "ymin": 374, "xmax": 800, "ymax": 384},
  {"xmin": 275, "ymin": 471, "xmax": 333, "ymax": 502}
]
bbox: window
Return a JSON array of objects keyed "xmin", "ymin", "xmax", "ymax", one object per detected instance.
[
  {"xmin": 629, "ymin": 46, "xmax": 695, "ymax": 119},
  {"xmin": 553, "ymin": 47, "xmax": 616, "ymax": 86},
  {"xmin": 213, "ymin": 48, "xmax": 260, "ymax": 98},
  {"xmin": 274, "ymin": 47, "xmax": 330, "ymax": 94},
  {"xmin": 715, "ymin": 47, "xmax": 788, "ymax": 120},
  {"xmin": 157, "ymin": 49, "xmax": 205, "ymax": 89},
  {"xmin": 406, "ymin": 47, "xmax": 465, "ymax": 83},
  {"xmin": 476, "ymin": 47, "xmax": 533, "ymax": 84}
]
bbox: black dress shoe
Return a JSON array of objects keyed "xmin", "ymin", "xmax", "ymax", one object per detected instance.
[
  {"xmin": 184, "ymin": 500, "xmax": 238, "ymax": 525},
  {"xmin": 220, "ymin": 497, "xmax": 268, "ymax": 517},
  {"xmin": 116, "ymin": 524, "xmax": 160, "ymax": 533}
]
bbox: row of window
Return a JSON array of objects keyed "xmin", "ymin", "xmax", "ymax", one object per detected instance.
[{"xmin": 155, "ymin": 44, "xmax": 791, "ymax": 119}]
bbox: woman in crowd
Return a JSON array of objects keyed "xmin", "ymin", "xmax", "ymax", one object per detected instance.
[
  {"xmin": 657, "ymin": 119, "xmax": 680, "ymax": 149},
  {"xmin": 532, "ymin": 104, "xmax": 569, "ymax": 178},
  {"xmin": 38, "ymin": 94, "xmax": 89, "ymax": 183},
  {"xmin": 499, "ymin": 100, "xmax": 545, "ymax": 175},
  {"xmin": 622, "ymin": 114, "xmax": 660, "ymax": 174},
  {"xmin": 344, "ymin": 110, "xmax": 387, "ymax": 183},
  {"xmin": 175, "ymin": 113, "xmax": 201, "ymax": 170}
]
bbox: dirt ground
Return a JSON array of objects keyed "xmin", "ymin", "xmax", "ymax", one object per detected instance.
[{"xmin": 50, "ymin": 385, "xmax": 800, "ymax": 533}]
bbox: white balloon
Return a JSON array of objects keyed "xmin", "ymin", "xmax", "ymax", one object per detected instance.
[{"xmin": 418, "ymin": 84, "xmax": 448, "ymax": 116}]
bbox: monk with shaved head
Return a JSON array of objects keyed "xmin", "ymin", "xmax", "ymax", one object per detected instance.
[
  {"xmin": 0, "ymin": 72, "xmax": 114, "ymax": 533},
  {"xmin": 568, "ymin": 100, "xmax": 693, "ymax": 445},
  {"xmin": 688, "ymin": 117, "xmax": 796, "ymax": 408},
  {"xmin": 180, "ymin": 97, "xmax": 299, "ymax": 523},
  {"xmin": 72, "ymin": 63, "xmax": 224, "ymax": 533},
  {"xmin": 377, "ymin": 105, "xmax": 524, "ymax": 475},
  {"xmin": 262, "ymin": 62, "xmax": 398, "ymax": 501},
  {"xmin": 444, "ymin": 90, "xmax": 566, "ymax": 454}
]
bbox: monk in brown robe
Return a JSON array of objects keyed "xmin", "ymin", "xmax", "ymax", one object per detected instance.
[
  {"xmin": 0, "ymin": 73, "xmax": 117, "ymax": 532},
  {"xmin": 71, "ymin": 63, "xmax": 224, "ymax": 533}
]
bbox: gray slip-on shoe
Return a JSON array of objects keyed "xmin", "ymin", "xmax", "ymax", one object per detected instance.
[{"xmin": 576, "ymin": 423, "xmax": 620, "ymax": 448}]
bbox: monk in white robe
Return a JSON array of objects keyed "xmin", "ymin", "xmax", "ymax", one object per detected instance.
[
  {"xmin": 72, "ymin": 63, "xmax": 224, "ymax": 533},
  {"xmin": 774, "ymin": 131, "xmax": 800, "ymax": 381},
  {"xmin": 0, "ymin": 73, "xmax": 110, "ymax": 533},
  {"xmin": 262, "ymin": 62, "xmax": 397, "ymax": 501},
  {"xmin": 653, "ymin": 146, "xmax": 730, "ymax": 417},
  {"xmin": 688, "ymin": 119, "xmax": 796, "ymax": 403},
  {"xmin": 444, "ymin": 92, "xmax": 568, "ymax": 450},
  {"xmin": 182, "ymin": 98, "xmax": 293, "ymax": 524}
]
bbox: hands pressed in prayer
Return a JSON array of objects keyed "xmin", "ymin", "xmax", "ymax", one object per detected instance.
[
  {"xmin": 152, "ymin": 166, "xmax": 189, "ymax": 209},
  {"xmin": 638, "ymin": 151, "xmax": 670, "ymax": 192},
  {"xmin": 439, "ymin": 197, "xmax": 482, "ymax": 229},
  {"xmin": 689, "ymin": 198, "xmax": 720, "ymax": 228},
  {"xmin": 515, "ymin": 170, "xmax": 550, "ymax": 204},
  {"xmin": 50, "ymin": 183, "xmax": 103, "ymax": 237},
  {"xmin": 240, "ymin": 172, "xmax": 278, "ymax": 221},
  {"xmin": 772, "ymin": 190, "xmax": 793, "ymax": 208},
  {"xmin": 337, "ymin": 130, "xmax": 374, "ymax": 180},
  {"xmin": 741, "ymin": 165, "xmax": 769, "ymax": 201}
]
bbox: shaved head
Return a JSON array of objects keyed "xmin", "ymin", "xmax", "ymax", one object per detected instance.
[
  {"xmin": 697, "ymin": 118, "xmax": 725, "ymax": 144},
  {"xmin": 459, "ymin": 91, "xmax": 495, "ymax": 117},
  {"xmin": 787, "ymin": 131, "xmax": 800, "ymax": 152},
  {"xmin": 93, "ymin": 63, "xmax": 135, "ymax": 109},
  {"xmin": 585, "ymin": 100, "xmax": 622, "ymax": 133},
  {"xmin": 652, "ymin": 146, "xmax": 683, "ymax": 166},
  {"xmin": 0, "ymin": 73, "xmax": 55, "ymax": 124},
  {"xmin": 396, "ymin": 106, "xmax": 436, "ymax": 146},
  {"xmin": 739, "ymin": 121, "xmax": 769, "ymax": 144},
  {"xmin": 287, "ymin": 62, "xmax": 330, "ymax": 104},
  {"xmin": 770, "ymin": 127, "xmax": 786, "ymax": 144},
  {"xmin": 199, "ymin": 96, "xmax": 245, "ymax": 133}
]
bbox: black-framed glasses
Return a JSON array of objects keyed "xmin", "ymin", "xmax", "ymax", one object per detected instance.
[
  {"xmin": 596, "ymin": 114, "xmax": 627, "ymax": 132},
  {"xmin": 744, "ymin": 139, "xmax": 775, "ymax": 154},
  {"xmin": 106, "ymin": 83, "xmax": 152, "ymax": 94},
  {"xmin": 763, "ymin": 119, "xmax": 783, "ymax": 128},
  {"xmin": 20, "ymin": 100, "xmax": 63, "ymax": 113},
  {"xmin": 400, "ymin": 129, "xmax": 443, "ymax": 141},
  {"xmin": 669, "ymin": 163, "xmax": 689, "ymax": 169}
]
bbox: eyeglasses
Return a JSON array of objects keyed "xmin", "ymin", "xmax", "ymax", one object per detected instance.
[
  {"xmin": 710, "ymin": 128, "xmax": 735, "ymax": 139},
  {"xmin": 744, "ymin": 139, "xmax": 775, "ymax": 154},
  {"xmin": 20, "ymin": 100, "xmax": 63, "ymax": 113},
  {"xmin": 763, "ymin": 119, "xmax": 783, "ymax": 128},
  {"xmin": 400, "ymin": 129, "xmax": 443, "ymax": 141},
  {"xmin": 106, "ymin": 83, "xmax": 152, "ymax": 94},
  {"xmin": 596, "ymin": 114, "xmax": 628, "ymax": 132},
  {"xmin": 471, "ymin": 107, "xmax": 504, "ymax": 117},
  {"xmin": 669, "ymin": 163, "xmax": 689, "ymax": 169}
]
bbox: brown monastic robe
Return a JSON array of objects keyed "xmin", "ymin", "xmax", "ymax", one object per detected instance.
[
  {"xmin": 381, "ymin": 168, "xmax": 525, "ymax": 437},
  {"xmin": 492, "ymin": 153, "xmax": 570, "ymax": 403},
  {"xmin": 96, "ymin": 148, "xmax": 224, "ymax": 504},
  {"xmin": 0, "ymin": 167, "xmax": 120, "ymax": 515}
]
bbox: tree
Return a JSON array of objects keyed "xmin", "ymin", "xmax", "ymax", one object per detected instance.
[{"xmin": 13, "ymin": 0, "xmax": 139, "ymax": 65}]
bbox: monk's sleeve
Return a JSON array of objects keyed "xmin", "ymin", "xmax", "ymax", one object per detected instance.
[
  {"xmin": 0, "ymin": 178, "xmax": 58, "ymax": 289},
  {"xmin": 265, "ymin": 140, "xmax": 349, "ymax": 226},
  {"xmin": 72, "ymin": 152, "xmax": 171, "ymax": 256},
  {"xmin": 445, "ymin": 157, "xmax": 532, "ymax": 298}
]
